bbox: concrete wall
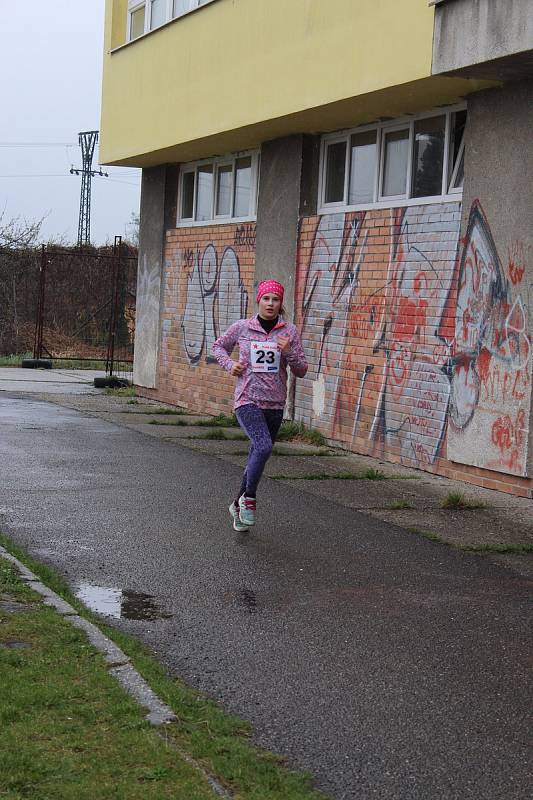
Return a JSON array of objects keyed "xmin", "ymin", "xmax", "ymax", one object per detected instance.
[
  {"xmin": 133, "ymin": 166, "xmax": 166, "ymax": 388},
  {"xmin": 255, "ymin": 136, "xmax": 304, "ymax": 319},
  {"xmin": 433, "ymin": 0, "xmax": 533, "ymax": 78},
  {"xmin": 447, "ymin": 79, "xmax": 533, "ymax": 479}
]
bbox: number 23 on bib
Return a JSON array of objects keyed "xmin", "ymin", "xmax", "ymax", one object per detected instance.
[{"xmin": 250, "ymin": 341, "xmax": 281, "ymax": 373}]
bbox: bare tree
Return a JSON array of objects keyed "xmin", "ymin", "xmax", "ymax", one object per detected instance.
[
  {"xmin": 124, "ymin": 211, "xmax": 139, "ymax": 248},
  {"xmin": 0, "ymin": 211, "xmax": 47, "ymax": 356},
  {"xmin": 0, "ymin": 210, "xmax": 45, "ymax": 249}
]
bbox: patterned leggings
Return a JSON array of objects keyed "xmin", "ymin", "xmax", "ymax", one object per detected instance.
[{"xmin": 235, "ymin": 404, "xmax": 284, "ymax": 499}]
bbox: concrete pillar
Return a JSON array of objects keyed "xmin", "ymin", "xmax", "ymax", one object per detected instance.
[
  {"xmin": 448, "ymin": 78, "xmax": 533, "ymax": 478},
  {"xmin": 254, "ymin": 136, "xmax": 304, "ymax": 320},
  {"xmin": 133, "ymin": 166, "xmax": 167, "ymax": 388},
  {"xmin": 254, "ymin": 134, "xmax": 320, "ymax": 319}
]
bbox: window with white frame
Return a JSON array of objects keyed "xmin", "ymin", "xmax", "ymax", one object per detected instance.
[
  {"xmin": 319, "ymin": 106, "xmax": 467, "ymax": 212},
  {"xmin": 128, "ymin": 1, "xmax": 146, "ymax": 40},
  {"xmin": 127, "ymin": 0, "xmax": 216, "ymax": 41},
  {"xmin": 178, "ymin": 152, "xmax": 260, "ymax": 224}
]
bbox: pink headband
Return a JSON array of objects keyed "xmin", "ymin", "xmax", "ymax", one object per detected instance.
[{"xmin": 256, "ymin": 280, "xmax": 284, "ymax": 304}]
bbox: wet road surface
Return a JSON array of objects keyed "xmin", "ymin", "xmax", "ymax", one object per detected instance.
[{"xmin": 1, "ymin": 395, "xmax": 531, "ymax": 799}]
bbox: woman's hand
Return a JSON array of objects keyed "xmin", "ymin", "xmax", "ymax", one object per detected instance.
[
  {"xmin": 230, "ymin": 361, "xmax": 245, "ymax": 376},
  {"xmin": 277, "ymin": 335, "xmax": 290, "ymax": 354}
]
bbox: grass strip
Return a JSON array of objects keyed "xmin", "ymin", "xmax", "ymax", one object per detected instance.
[
  {"xmin": 0, "ymin": 534, "xmax": 326, "ymax": 800},
  {"xmin": 192, "ymin": 414, "xmax": 239, "ymax": 428},
  {"xmin": 0, "ymin": 353, "xmax": 32, "ymax": 367},
  {"xmin": 189, "ymin": 430, "xmax": 247, "ymax": 441},
  {"xmin": 276, "ymin": 422, "xmax": 326, "ymax": 447},
  {"xmin": 271, "ymin": 469, "xmax": 388, "ymax": 481},
  {"xmin": 148, "ymin": 419, "xmax": 188, "ymax": 427},
  {"xmin": 272, "ymin": 472, "xmax": 358, "ymax": 481},
  {"xmin": 188, "ymin": 419, "xmax": 325, "ymax": 446},
  {"xmin": 387, "ymin": 500, "xmax": 414, "ymax": 510},
  {"xmin": 460, "ymin": 543, "xmax": 533, "ymax": 554},
  {"xmin": 441, "ymin": 491, "xmax": 486, "ymax": 510},
  {"xmin": 407, "ymin": 528, "xmax": 445, "ymax": 544},
  {"xmin": 270, "ymin": 447, "xmax": 335, "ymax": 457},
  {"xmin": 0, "ymin": 355, "xmax": 109, "ymax": 370},
  {"xmin": 135, "ymin": 407, "xmax": 186, "ymax": 415},
  {"xmin": 406, "ymin": 528, "xmax": 532, "ymax": 554},
  {"xmin": 105, "ymin": 386, "xmax": 137, "ymax": 397},
  {"xmin": 51, "ymin": 359, "xmax": 109, "ymax": 370},
  {"xmin": 0, "ymin": 558, "xmax": 217, "ymax": 800}
]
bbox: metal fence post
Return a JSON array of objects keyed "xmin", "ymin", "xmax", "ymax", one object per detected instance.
[
  {"xmin": 33, "ymin": 245, "xmax": 46, "ymax": 360},
  {"xmin": 106, "ymin": 235, "xmax": 122, "ymax": 377}
]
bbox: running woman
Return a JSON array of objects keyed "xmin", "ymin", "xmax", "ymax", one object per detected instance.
[{"xmin": 212, "ymin": 280, "xmax": 308, "ymax": 531}]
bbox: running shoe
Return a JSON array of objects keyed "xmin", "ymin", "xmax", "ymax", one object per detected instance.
[
  {"xmin": 229, "ymin": 502, "xmax": 249, "ymax": 532},
  {"xmin": 239, "ymin": 495, "xmax": 256, "ymax": 527}
]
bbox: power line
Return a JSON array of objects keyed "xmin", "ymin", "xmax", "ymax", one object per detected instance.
[
  {"xmin": 0, "ymin": 173, "xmax": 75, "ymax": 178},
  {"xmin": 0, "ymin": 173, "xmax": 139, "ymax": 186},
  {"xmin": 0, "ymin": 142, "xmax": 78, "ymax": 147},
  {"xmin": 106, "ymin": 178, "xmax": 140, "ymax": 186}
]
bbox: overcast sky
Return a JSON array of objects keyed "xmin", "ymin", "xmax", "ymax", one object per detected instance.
[{"xmin": 0, "ymin": 0, "xmax": 141, "ymax": 245}]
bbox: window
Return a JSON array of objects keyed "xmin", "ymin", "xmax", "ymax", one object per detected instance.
[
  {"xmin": 196, "ymin": 165, "xmax": 214, "ymax": 221},
  {"xmin": 127, "ymin": 0, "xmax": 217, "ymax": 41},
  {"xmin": 324, "ymin": 141, "xmax": 347, "ymax": 203},
  {"xmin": 178, "ymin": 152, "xmax": 259, "ymax": 224},
  {"xmin": 215, "ymin": 164, "xmax": 233, "ymax": 217},
  {"xmin": 412, "ymin": 115, "xmax": 445, "ymax": 198},
  {"xmin": 381, "ymin": 127, "xmax": 409, "ymax": 198},
  {"xmin": 348, "ymin": 131, "xmax": 377, "ymax": 205},
  {"xmin": 174, "ymin": 0, "xmax": 212, "ymax": 17},
  {"xmin": 448, "ymin": 109, "xmax": 466, "ymax": 192},
  {"xmin": 128, "ymin": 2, "xmax": 146, "ymax": 39},
  {"xmin": 234, "ymin": 157, "xmax": 253, "ymax": 218},
  {"xmin": 319, "ymin": 106, "xmax": 467, "ymax": 211},
  {"xmin": 149, "ymin": 0, "xmax": 167, "ymax": 29},
  {"xmin": 181, "ymin": 171, "xmax": 195, "ymax": 219}
]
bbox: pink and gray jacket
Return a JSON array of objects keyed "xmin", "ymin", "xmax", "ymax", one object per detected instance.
[{"xmin": 212, "ymin": 316, "xmax": 308, "ymax": 410}]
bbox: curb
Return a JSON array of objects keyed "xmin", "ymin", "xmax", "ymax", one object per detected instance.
[{"xmin": 0, "ymin": 545, "xmax": 233, "ymax": 799}]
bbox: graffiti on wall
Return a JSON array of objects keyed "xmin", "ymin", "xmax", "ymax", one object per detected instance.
[
  {"xmin": 181, "ymin": 243, "xmax": 249, "ymax": 365},
  {"xmin": 296, "ymin": 203, "xmax": 461, "ymax": 469},
  {"xmin": 296, "ymin": 200, "xmax": 531, "ymax": 476},
  {"xmin": 448, "ymin": 201, "xmax": 531, "ymax": 475},
  {"xmin": 234, "ymin": 223, "xmax": 256, "ymax": 251},
  {"xmin": 134, "ymin": 254, "xmax": 162, "ymax": 386}
]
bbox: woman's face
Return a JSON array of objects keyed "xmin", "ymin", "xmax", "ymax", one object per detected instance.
[{"xmin": 258, "ymin": 293, "xmax": 282, "ymax": 320}]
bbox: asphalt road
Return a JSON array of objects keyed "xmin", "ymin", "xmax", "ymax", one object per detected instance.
[{"xmin": 1, "ymin": 394, "xmax": 531, "ymax": 799}]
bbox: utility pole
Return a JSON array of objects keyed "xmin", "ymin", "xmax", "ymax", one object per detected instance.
[{"xmin": 70, "ymin": 130, "xmax": 108, "ymax": 247}]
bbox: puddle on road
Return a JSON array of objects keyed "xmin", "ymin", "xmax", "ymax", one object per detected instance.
[
  {"xmin": 75, "ymin": 583, "xmax": 170, "ymax": 621},
  {"xmin": 230, "ymin": 588, "xmax": 258, "ymax": 614},
  {"xmin": 222, "ymin": 588, "xmax": 259, "ymax": 614}
]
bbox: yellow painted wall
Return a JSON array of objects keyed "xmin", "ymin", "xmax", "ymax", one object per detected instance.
[
  {"xmin": 100, "ymin": 0, "xmax": 484, "ymax": 166},
  {"xmin": 110, "ymin": 0, "xmax": 128, "ymax": 51}
]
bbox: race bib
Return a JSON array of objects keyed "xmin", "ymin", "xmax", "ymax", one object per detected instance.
[{"xmin": 250, "ymin": 341, "xmax": 280, "ymax": 373}]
